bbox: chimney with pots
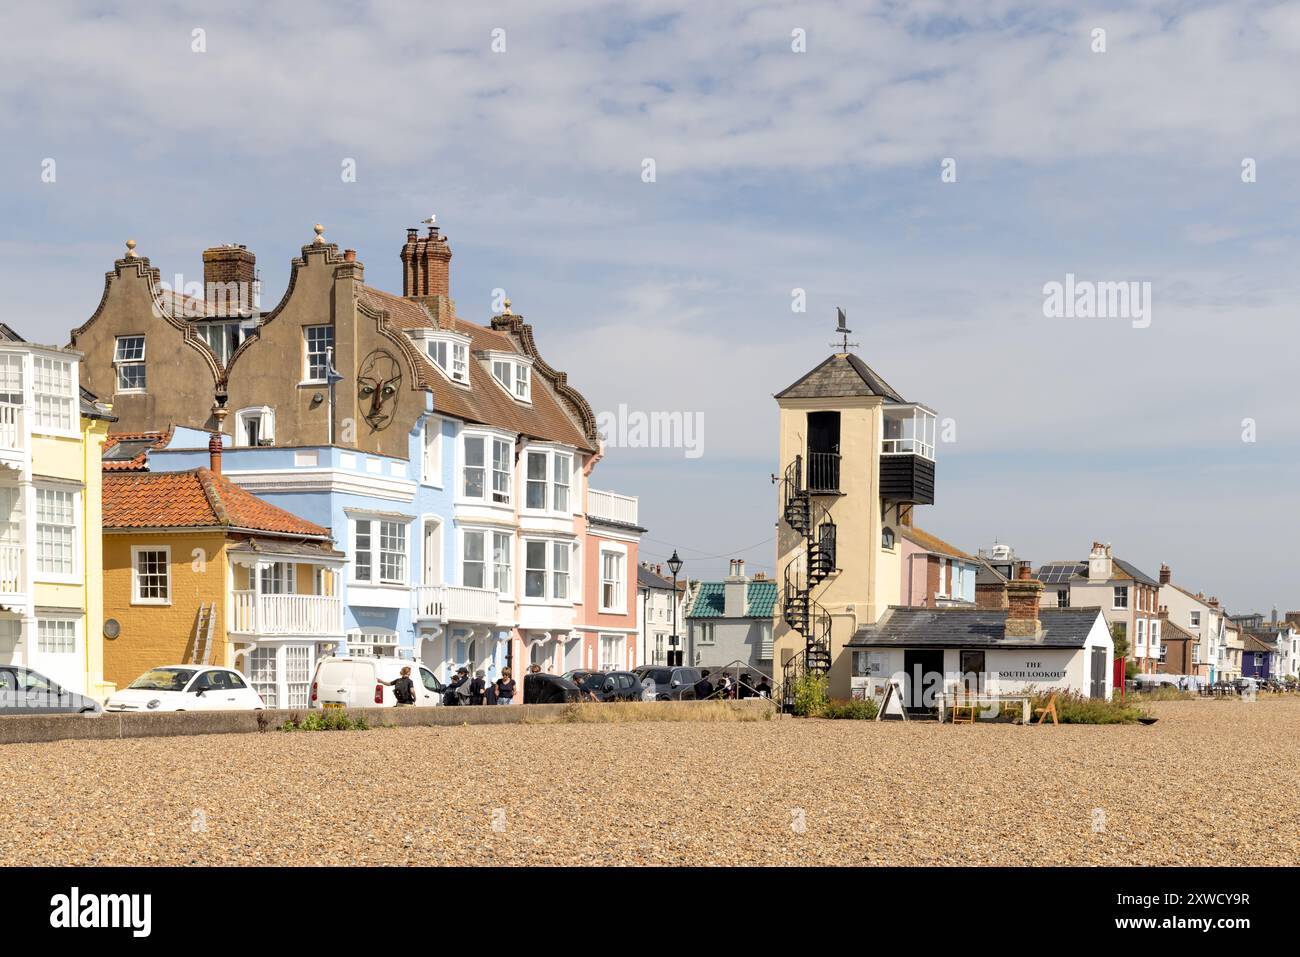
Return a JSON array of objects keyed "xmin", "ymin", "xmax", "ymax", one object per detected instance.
[
  {"xmin": 1004, "ymin": 561, "xmax": 1044, "ymax": 638},
  {"xmin": 724, "ymin": 559, "xmax": 748, "ymax": 617},
  {"xmin": 208, "ymin": 430, "xmax": 223, "ymax": 476},
  {"xmin": 401, "ymin": 221, "xmax": 455, "ymax": 326},
  {"xmin": 202, "ymin": 244, "xmax": 257, "ymax": 317},
  {"xmin": 1088, "ymin": 541, "xmax": 1114, "ymax": 581},
  {"xmin": 1159, "ymin": 563, "xmax": 1171, "ymax": 585}
]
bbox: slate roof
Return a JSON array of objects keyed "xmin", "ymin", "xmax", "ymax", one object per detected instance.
[
  {"xmin": 638, "ymin": 565, "xmax": 677, "ymax": 590},
  {"xmin": 900, "ymin": 526, "xmax": 975, "ymax": 562},
  {"xmin": 1036, "ymin": 557, "xmax": 1159, "ymax": 587},
  {"xmin": 102, "ymin": 429, "xmax": 173, "ymax": 471},
  {"xmin": 848, "ymin": 607, "xmax": 1103, "ymax": 649},
  {"xmin": 774, "ymin": 353, "xmax": 906, "ymax": 402},
  {"xmin": 356, "ymin": 285, "xmax": 596, "ymax": 452},
  {"xmin": 687, "ymin": 580, "xmax": 778, "ymax": 619},
  {"xmin": 104, "ymin": 469, "xmax": 332, "ymax": 539}
]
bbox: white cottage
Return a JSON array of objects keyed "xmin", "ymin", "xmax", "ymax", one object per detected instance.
[{"xmin": 847, "ymin": 566, "xmax": 1113, "ymax": 713}]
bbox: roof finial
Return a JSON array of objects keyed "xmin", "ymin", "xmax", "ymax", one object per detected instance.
[
  {"xmin": 125, "ymin": 239, "xmax": 138, "ymax": 258},
  {"xmin": 313, "ymin": 223, "xmax": 325, "ymax": 245},
  {"xmin": 502, "ymin": 297, "xmax": 513, "ymax": 315}
]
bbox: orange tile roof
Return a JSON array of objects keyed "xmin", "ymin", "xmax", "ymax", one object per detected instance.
[
  {"xmin": 900, "ymin": 526, "xmax": 976, "ymax": 562},
  {"xmin": 103, "ymin": 469, "xmax": 331, "ymax": 538},
  {"xmin": 101, "ymin": 429, "xmax": 173, "ymax": 471}
]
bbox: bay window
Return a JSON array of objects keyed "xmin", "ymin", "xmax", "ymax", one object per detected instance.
[
  {"xmin": 523, "ymin": 448, "xmax": 574, "ymax": 513},
  {"xmin": 552, "ymin": 541, "xmax": 570, "ymax": 599},
  {"xmin": 525, "ymin": 540, "xmax": 547, "ymax": 598},
  {"xmin": 463, "ymin": 530, "xmax": 512, "ymax": 593},
  {"xmin": 463, "ymin": 433, "xmax": 513, "ymax": 505},
  {"xmin": 463, "ymin": 530, "xmax": 485, "ymax": 588},
  {"xmin": 463, "ymin": 436, "xmax": 485, "ymax": 498},
  {"xmin": 491, "ymin": 438, "xmax": 511, "ymax": 504},
  {"xmin": 522, "ymin": 538, "xmax": 574, "ymax": 602},
  {"xmin": 33, "ymin": 356, "xmax": 75, "ymax": 432}
]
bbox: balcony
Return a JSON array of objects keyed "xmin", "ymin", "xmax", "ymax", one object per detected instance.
[
  {"xmin": 231, "ymin": 592, "xmax": 343, "ymax": 636},
  {"xmin": 880, "ymin": 404, "xmax": 937, "ymax": 505},
  {"xmin": 414, "ymin": 583, "xmax": 500, "ymax": 624},
  {"xmin": 0, "ymin": 403, "xmax": 25, "ymax": 462},
  {"xmin": 0, "ymin": 543, "xmax": 23, "ymax": 598},
  {"xmin": 587, "ymin": 488, "xmax": 639, "ymax": 527}
]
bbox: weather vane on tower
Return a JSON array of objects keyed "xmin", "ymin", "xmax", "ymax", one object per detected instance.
[{"xmin": 832, "ymin": 307, "xmax": 858, "ymax": 353}]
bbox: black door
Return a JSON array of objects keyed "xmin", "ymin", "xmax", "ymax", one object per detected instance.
[
  {"xmin": 902, "ymin": 649, "xmax": 944, "ymax": 714},
  {"xmin": 806, "ymin": 411, "xmax": 841, "ymax": 491},
  {"xmin": 1090, "ymin": 647, "xmax": 1107, "ymax": 699}
]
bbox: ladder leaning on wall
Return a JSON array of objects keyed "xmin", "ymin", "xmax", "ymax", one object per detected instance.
[{"xmin": 190, "ymin": 602, "xmax": 217, "ymax": 666}]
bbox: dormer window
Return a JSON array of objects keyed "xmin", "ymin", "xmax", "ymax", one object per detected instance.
[
  {"xmin": 425, "ymin": 334, "xmax": 470, "ymax": 385},
  {"xmin": 486, "ymin": 352, "xmax": 533, "ymax": 403}
]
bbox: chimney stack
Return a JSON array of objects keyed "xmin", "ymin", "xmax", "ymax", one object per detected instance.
[
  {"xmin": 1004, "ymin": 561, "xmax": 1043, "ymax": 638},
  {"xmin": 1159, "ymin": 563, "xmax": 1171, "ymax": 585},
  {"xmin": 208, "ymin": 431, "xmax": 223, "ymax": 476},
  {"xmin": 401, "ymin": 221, "xmax": 454, "ymax": 325},
  {"xmin": 723, "ymin": 559, "xmax": 748, "ymax": 617},
  {"xmin": 202, "ymin": 244, "xmax": 257, "ymax": 317}
]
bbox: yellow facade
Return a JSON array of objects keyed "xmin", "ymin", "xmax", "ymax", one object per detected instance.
[
  {"xmin": 101, "ymin": 531, "xmax": 230, "ymax": 692},
  {"xmin": 774, "ymin": 394, "xmax": 906, "ymax": 699}
]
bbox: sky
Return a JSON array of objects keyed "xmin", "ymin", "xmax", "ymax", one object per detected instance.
[{"xmin": 1, "ymin": 1, "xmax": 1298, "ymax": 614}]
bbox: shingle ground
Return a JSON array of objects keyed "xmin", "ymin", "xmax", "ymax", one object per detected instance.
[{"xmin": 2, "ymin": 697, "xmax": 1297, "ymax": 866}]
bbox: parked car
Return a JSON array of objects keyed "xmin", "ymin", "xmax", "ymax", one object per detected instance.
[
  {"xmin": 0, "ymin": 666, "xmax": 102, "ymax": 715},
  {"xmin": 105, "ymin": 666, "xmax": 264, "ymax": 712},
  {"xmin": 523, "ymin": 672, "xmax": 580, "ymax": 704},
  {"xmin": 562, "ymin": 670, "xmax": 644, "ymax": 701},
  {"xmin": 632, "ymin": 665, "xmax": 704, "ymax": 701},
  {"xmin": 309, "ymin": 657, "xmax": 444, "ymax": 709},
  {"xmin": 1234, "ymin": 677, "xmax": 1260, "ymax": 695}
]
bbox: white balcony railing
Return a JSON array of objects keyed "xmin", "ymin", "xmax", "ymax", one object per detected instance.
[
  {"xmin": 414, "ymin": 584, "xmax": 499, "ymax": 624},
  {"xmin": 0, "ymin": 543, "xmax": 22, "ymax": 594},
  {"xmin": 587, "ymin": 488, "xmax": 639, "ymax": 526},
  {"xmin": 0, "ymin": 403, "xmax": 23, "ymax": 453},
  {"xmin": 231, "ymin": 591, "xmax": 343, "ymax": 636}
]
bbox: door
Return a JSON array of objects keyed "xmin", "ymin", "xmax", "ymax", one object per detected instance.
[
  {"xmin": 423, "ymin": 520, "xmax": 442, "ymax": 586},
  {"xmin": 1090, "ymin": 647, "xmax": 1107, "ymax": 699},
  {"xmin": 806, "ymin": 411, "xmax": 841, "ymax": 491},
  {"xmin": 902, "ymin": 649, "xmax": 944, "ymax": 714}
]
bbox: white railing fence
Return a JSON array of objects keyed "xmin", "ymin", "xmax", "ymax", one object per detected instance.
[
  {"xmin": 587, "ymin": 488, "xmax": 638, "ymax": 526},
  {"xmin": 0, "ymin": 404, "xmax": 22, "ymax": 452},
  {"xmin": 0, "ymin": 543, "xmax": 22, "ymax": 594},
  {"xmin": 232, "ymin": 591, "xmax": 343, "ymax": 635},
  {"xmin": 414, "ymin": 583, "xmax": 498, "ymax": 623}
]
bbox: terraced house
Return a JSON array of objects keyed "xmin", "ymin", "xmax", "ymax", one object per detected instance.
[
  {"xmin": 683, "ymin": 559, "xmax": 776, "ymax": 673},
  {"xmin": 68, "ymin": 223, "xmax": 641, "ymax": 689},
  {"xmin": 0, "ymin": 326, "xmax": 113, "ymax": 698}
]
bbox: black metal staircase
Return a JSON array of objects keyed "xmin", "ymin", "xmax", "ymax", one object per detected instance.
[{"xmin": 778, "ymin": 454, "xmax": 837, "ymax": 710}]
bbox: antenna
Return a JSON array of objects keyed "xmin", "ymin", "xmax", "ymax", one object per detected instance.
[{"xmin": 831, "ymin": 307, "xmax": 858, "ymax": 352}]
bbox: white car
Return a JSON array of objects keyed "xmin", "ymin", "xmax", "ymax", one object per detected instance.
[{"xmin": 105, "ymin": 665, "xmax": 266, "ymax": 713}]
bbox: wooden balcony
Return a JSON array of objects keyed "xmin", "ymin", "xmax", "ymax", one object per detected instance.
[{"xmin": 231, "ymin": 591, "xmax": 344, "ymax": 636}]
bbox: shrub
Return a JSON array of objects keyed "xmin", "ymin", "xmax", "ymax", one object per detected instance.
[
  {"xmin": 791, "ymin": 672, "xmax": 829, "ymax": 717},
  {"xmin": 1129, "ymin": 686, "xmax": 1195, "ymax": 702},
  {"xmin": 280, "ymin": 710, "xmax": 370, "ymax": 732},
  {"xmin": 1030, "ymin": 690, "xmax": 1147, "ymax": 725},
  {"xmin": 822, "ymin": 697, "xmax": 878, "ymax": 720}
]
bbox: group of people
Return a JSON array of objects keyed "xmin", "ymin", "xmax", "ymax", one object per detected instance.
[
  {"xmin": 378, "ymin": 665, "xmax": 521, "ymax": 706},
  {"xmin": 692, "ymin": 670, "xmax": 771, "ymax": 701}
]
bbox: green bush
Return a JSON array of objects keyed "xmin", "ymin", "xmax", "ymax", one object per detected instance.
[
  {"xmin": 791, "ymin": 672, "xmax": 829, "ymax": 717},
  {"xmin": 822, "ymin": 697, "xmax": 879, "ymax": 720},
  {"xmin": 1129, "ymin": 686, "xmax": 1195, "ymax": 702},
  {"xmin": 280, "ymin": 710, "xmax": 370, "ymax": 732}
]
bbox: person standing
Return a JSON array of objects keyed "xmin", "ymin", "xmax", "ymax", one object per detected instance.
[
  {"xmin": 469, "ymin": 669, "xmax": 488, "ymax": 705},
  {"xmin": 379, "ymin": 666, "xmax": 417, "ymax": 706},
  {"xmin": 443, "ymin": 667, "xmax": 469, "ymax": 706},
  {"xmin": 495, "ymin": 668, "xmax": 517, "ymax": 705}
]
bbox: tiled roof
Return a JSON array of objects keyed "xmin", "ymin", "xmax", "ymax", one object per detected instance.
[
  {"xmin": 900, "ymin": 526, "xmax": 975, "ymax": 562},
  {"xmin": 102, "ymin": 429, "xmax": 173, "ymax": 471},
  {"xmin": 849, "ymin": 607, "xmax": 1103, "ymax": 649},
  {"xmin": 1160, "ymin": 619, "xmax": 1198, "ymax": 643},
  {"xmin": 1241, "ymin": 633, "xmax": 1276, "ymax": 654},
  {"xmin": 104, "ymin": 469, "xmax": 331, "ymax": 539},
  {"xmin": 356, "ymin": 286, "xmax": 596, "ymax": 452},
  {"xmin": 687, "ymin": 580, "xmax": 778, "ymax": 619},
  {"xmin": 775, "ymin": 352, "xmax": 905, "ymax": 402}
]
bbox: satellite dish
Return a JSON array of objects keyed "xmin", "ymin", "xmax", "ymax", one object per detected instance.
[{"xmin": 104, "ymin": 618, "xmax": 121, "ymax": 640}]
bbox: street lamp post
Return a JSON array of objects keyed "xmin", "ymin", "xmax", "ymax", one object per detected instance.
[{"xmin": 667, "ymin": 549, "xmax": 684, "ymax": 666}]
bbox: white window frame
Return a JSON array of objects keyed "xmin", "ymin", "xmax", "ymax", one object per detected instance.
[
  {"xmin": 460, "ymin": 431, "xmax": 515, "ymax": 507},
  {"xmin": 1190, "ymin": 611, "xmax": 1201, "ymax": 628},
  {"xmin": 519, "ymin": 536, "xmax": 575, "ymax": 603},
  {"xmin": 486, "ymin": 352, "xmax": 533, "ymax": 404},
  {"xmin": 32, "ymin": 355, "xmax": 76, "ymax": 434},
  {"xmin": 347, "ymin": 628, "xmax": 399, "ymax": 657},
  {"xmin": 235, "ymin": 406, "xmax": 275, "ymax": 447},
  {"xmin": 34, "ymin": 486, "xmax": 79, "ymax": 582},
  {"xmin": 425, "ymin": 334, "xmax": 470, "ymax": 385},
  {"xmin": 523, "ymin": 447, "xmax": 574, "ymax": 514},
  {"xmin": 303, "ymin": 325, "xmax": 334, "ymax": 383},
  {"xmin": 599, "ymin": 633, "xmax": 623, "ymax": 671},
  {"xmin": 114, "ymin": 335, "xmax": 147, "ymax": 393},
  {"xmin": 422, "ymin": 417, "xmax": 443, "ymax": 487},
  {"xmin": 352, "ymin": 518, "xmax": 409, "ymax": 586},
  {"xmin": 36, "ymin": 617, "xmax": 78, "ymax": 655},
  {"xmin": 460, "ymin": 528, "xmax": 512, "ymax": 594},
  {"xmin": 131, "ymin": 545, "xmax": 172, "ymax": 605},
  {"xmin": 1112, "ymin": 586, "xmax": 1129, "ymax": 610},
  {"xmin": 599, "ymin": 546, "xmax": 627, "ymax": 614},
  {"xmin": 695, "ymin": 621, "xmax": 716, "ymax": 646}
]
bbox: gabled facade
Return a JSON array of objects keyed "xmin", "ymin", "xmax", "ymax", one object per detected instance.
[
  {"xmin": 773, "ymin": 337, "xmax": 938, "ymax": 698},
  {"xmin": 1157, "ymin": 563, "xmax": 1227, "ymax": 682},
  {"xmin": 637, "ymin": 562, "xmax": 687, "ymax": 667},
  {"xmin": 0, "ymin": 328, "xmax": 114, "ymax": 698},
  {"xmin": 1036, "ymin": 543, "xmax": 1162, "ymax": 674},
  {"xmin": 684, "ymin": 559, "xmax": 776, "ymax": 672},
  {"xmin": 899, "ymin": 527, "xmax": 978, "ymax": 608},
  {"xmin": 71, "ymin": 224, "xmax": 641, "ymax": 692}
]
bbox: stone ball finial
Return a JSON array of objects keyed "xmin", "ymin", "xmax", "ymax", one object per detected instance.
[
  {"xmin": 313, "ymin": 223, "xmax": 325, "ymax": 244},
  {"xmin": 503, "ymin": 297, "xmax": 513, "ymax": 315},
  {"xmin": 125, "ymin": 239, "xmax": 138, "ymax": 258}
]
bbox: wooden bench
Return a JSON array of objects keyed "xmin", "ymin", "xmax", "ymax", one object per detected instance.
[{"xmin": 940, "ymin": 692, "xmax": 1031, "ymax": 725}]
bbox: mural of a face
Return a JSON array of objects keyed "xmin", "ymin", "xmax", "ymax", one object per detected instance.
[{"xmin": 357, "ymin": 350, "xmax": 402, "ymax": 432}]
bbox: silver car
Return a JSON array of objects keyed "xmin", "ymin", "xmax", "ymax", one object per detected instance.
[{"xmin": 0, "ymin": 666, "xmax": 103, "ymax": 715}]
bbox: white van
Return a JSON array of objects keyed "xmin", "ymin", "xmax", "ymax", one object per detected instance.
[{"xmin": 309, "ymin": 657, "xmax": 444, "ymax": 709}]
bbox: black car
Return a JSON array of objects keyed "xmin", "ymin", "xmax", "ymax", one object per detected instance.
[
  {"xmin": 0, "ymin": 666, "xmax": 102, "ymax": 714},
  {"xmin": 563, "ymin": 670, "xmax": 644, "ymax": 702},
  {"xmin": 522, "ymin": 672, "xmax": 580, "ymax": 704},
  {"xmin": 632, "ymin": 665, "xmax": 704, "ymax": 701}
]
